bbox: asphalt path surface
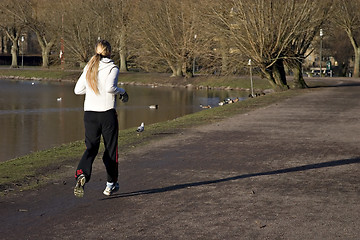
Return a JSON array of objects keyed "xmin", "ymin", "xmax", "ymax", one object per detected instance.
[{"xmin": 1, "ymin": 78, "xmax": 359, "ymax": 239}]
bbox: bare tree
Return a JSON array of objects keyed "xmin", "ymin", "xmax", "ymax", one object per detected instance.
[
  {"xmin": 84, "ymin": 0, "xmax": 134, "ymax": 72},
  {"xmin": 209, "ymin": 0, "xmax": 333, "ymax": 90},
  {"xmin": 110, "ymin": 0, "xmax": 133, "ymax": 72},
  {"xmin": 133, "ymin": 0, "xmax": 201, "ymax": 77},
  {"xmin": 27, "ymin": 0, "xmax": 61, "ymax": 68},
  {"xmin": 60, "ymin": 0, "xmax": 101, "ymax": 67},
  {"xmin": 61, "ymin": 0, "xmax": 132, "ymax": 68},
  {"xmin": 0, "ymin": 0, "xmax": 61, "ymax": 68},
  {"xmin": 333, "ymin": 0, "xmax": 360, "ymax": 77},
  {"xmin": 0, "ymin": 0, "xmax": 25, "ymax": 68},
  {"xmin": 286, "ymin": 0, "xmax": 333, "ymax": 88},
  {"xmin": 194, "ymin": 1, "xmax": 237, "ymax": 75}
]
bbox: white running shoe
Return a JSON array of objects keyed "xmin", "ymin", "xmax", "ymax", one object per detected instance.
[{"xmin": 103, "ymin": 182, "xmax": 119, "ymax": 196}]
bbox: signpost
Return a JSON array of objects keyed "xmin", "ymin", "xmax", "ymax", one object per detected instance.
[
  {"xmin": 192, "ymin": 34, "xmax": 197, "ymax": 76},
  {"xmin": 248, "ymin": 59, "xmax": 254, "ymax": 97},
  {"xmin": 21, "ymin": 36, "xmax": 24, "ymax": 68},
  {"xmin": 319, "ymin": 29, "xmax": 323, "ymax": 77}
]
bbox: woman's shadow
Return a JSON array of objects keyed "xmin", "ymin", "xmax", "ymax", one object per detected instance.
[{"xmin": 101, "ymin": 157, "xmax": 360, "ymax": 200}]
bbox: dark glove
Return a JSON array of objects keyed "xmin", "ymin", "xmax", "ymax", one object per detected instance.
[{"xmin": 119, "ymin": 92, "xmax": 129, "ymax": 103}]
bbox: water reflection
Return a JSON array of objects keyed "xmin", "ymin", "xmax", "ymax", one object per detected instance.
[{"xmin": 0, "ymin": 79, "xmax": 248, "ymax": 162}]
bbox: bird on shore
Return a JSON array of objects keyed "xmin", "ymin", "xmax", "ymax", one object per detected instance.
[
  {"xmin": 149, "ymin": 105, "xmax": 158, "ymax": 109},
  {"xmin": 218, "ymin": 97, "xmax": 242, "ymax": 106},
  {"xmin": 200, "ymin": 104, "xmax": 211, "ymax": 109},
  {"xmin": 137, "ymin": 122, "xmax": 144, "ymax": 133}
]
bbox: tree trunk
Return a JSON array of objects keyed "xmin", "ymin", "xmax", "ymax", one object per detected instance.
[
  {"xmin": 220, "ymin": 38, "xmax": 228, "ymax": 74},
  {"xmin": 175, "ymin": 65, "xmax": 183, "ymax": 77},
  {"xmin": 182, "ymin": 61, "xmax": 192, "ymax": 78},
  {"xmin": 221, "ymin": 51, "xmax": 228, "ymax": 74},
  {"xmin": 346, "ymin": 31, "xmax": 360, "ymax": 77},
  {"xmin": 42, "ymin": 46, "xmax": 51, "ymax": 68},
  {"xmin": 40, "ymin": 46, "xmax": 53, "ymax": 68},
  {"xmin": 272, "ymin": 59, "xmax": 288, "ymax": 87},
  {"xmin": 119, "ymin": 32, "xmax": 128, "ymax": 72},
  {"xmin": 2, "ymin": 35, "xmax": 8, "ymax": 54},
  {"xmin": 35, "ymin": 32, "xmax": 57, "ymax": 68},
  {"xmin": 353, "ymin": 47, "xmax": 360, "ymax": 78},
  {"xmin": 169, "ymin": 64, "xmax": 183, "ymax": 77},
  {"xmin": 2, "ymin": 27, "xmax": 21, "ymax": 68},
  {"xmin": 272, "ymin": 59, "xmax": 289, "ymax": 90},
  {"xmin": 262, "ymin": 69, "xmax": 278, "ymax": 89},
  {"xmin": 10, "ymin": 40, "xmax": 18, "ymax": 68},
  {"xmin": 291, "ymin": 60, "xmax": 308, "ymax": 89},
  {"xmin": 263, "ymin": 59, "xmax": 289, "ymax": 91},
  {"xmin": 119, "ymin": 50, "xmax": 128, "ymax": 72}
]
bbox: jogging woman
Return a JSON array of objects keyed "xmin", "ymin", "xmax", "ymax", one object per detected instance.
[{"xmin": 73, "ymin": 40, "xmax": 128, "ymax": 197}]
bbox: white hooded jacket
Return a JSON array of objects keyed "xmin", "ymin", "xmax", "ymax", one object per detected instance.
[{"xmin": 74, "ymin": 58, "xmax": 125, "ymax": 112}]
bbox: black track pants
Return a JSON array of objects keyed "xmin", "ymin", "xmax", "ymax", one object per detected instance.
[{"xmin": 75, "ymin": 109, "xmax": 118, "ymax": 183}]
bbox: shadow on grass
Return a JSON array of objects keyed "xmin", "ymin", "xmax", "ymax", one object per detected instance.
[{"xmin": 101, "ymin": 157, "xmax": 360, "ymax": 200}]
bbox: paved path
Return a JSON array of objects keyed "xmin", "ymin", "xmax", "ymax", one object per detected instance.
[{"xmin": 1, "ymin": 79, "xmax": 360, "ymax": 239}]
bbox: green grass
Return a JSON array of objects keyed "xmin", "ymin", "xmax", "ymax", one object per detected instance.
[
  {"xmin": 0, "ymin": 68, "xmax": 272, "ymax": 90},
  {"xmin": 117, "ymin": 72, "xmax": 272, "ymax": 90},
  {"xmin": 192, "ymin": 75, "xmax": 272, "ymax": 90},
  {"xmin": 0, "ymin": 68, "xmax": 81, "ymax": 81},
  {"xmin": 0, "ymin": 87, "xmax": 309, "ymax": 195}
]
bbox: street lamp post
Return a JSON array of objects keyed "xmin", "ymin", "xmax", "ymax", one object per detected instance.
[
  {"xmin": 21, "ymin": 36, "xmax": 24, "ymax": 68},
  {"xmin": 60, "ymin": 14, "xmax": 65, "ymax": 70},
  {"xmin": 319, "ymin": 29, "xmax": 323, "ymax": 77},
  {"xmin": 248, "ymin": 59, "xmax": 254, "ymax": 97},
  {"xmin": 192, "ymin": 34, "xmax": 197, "ymax": 76}
]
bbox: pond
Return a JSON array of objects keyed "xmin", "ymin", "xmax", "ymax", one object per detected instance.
[{"xmin": 0, "ymin": 79, "xmax": 249, "ymax": 162}]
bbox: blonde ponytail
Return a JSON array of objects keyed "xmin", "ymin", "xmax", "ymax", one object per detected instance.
[
  {"xmin": 86, "ymin": 54, "xmax": 101, "ymax": 95},
  {"xmin": 85, "ymin": 40, "xmax": 112, "ymax": 95}
]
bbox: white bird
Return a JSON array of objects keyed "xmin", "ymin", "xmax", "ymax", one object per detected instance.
[
  {"xmin": 136, "ymin": 122, "xmax": 144, "ymax": 133},
  {"xmin": 149, "ymin": 105, "xmax": 158, "ymax": 109},
  {"xmin": 57, "ymin": 97, "xmax": 62, "ymax": 101}
]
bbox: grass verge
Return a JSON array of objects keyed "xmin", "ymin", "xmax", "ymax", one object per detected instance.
[
  {"xmin": 0, "ymin": 68, "xmax": 81, "ymax": 81},
  {"xmin": 0, "ymin": 68, "xmax": 272, "ymax": 90},
  {"xmin": 0, "ymin": 87, "xmax": 310, "ymax": 195}
]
